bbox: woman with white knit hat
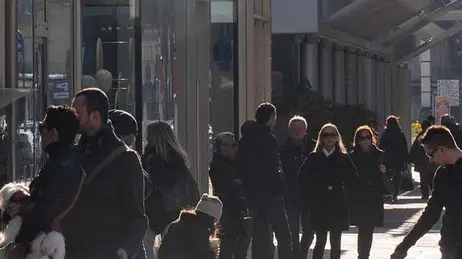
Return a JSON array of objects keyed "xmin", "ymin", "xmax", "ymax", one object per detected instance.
[{"xmin": 158, "ymin": 193, "xmax": 223, "ymax": 259}]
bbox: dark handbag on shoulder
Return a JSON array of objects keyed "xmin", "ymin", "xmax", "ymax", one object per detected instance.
[
  {"xmin": 400, "ymin": 165, "xmax": 415, "ymax": 192},
  {"xmin": 159, "ymin": 170, "xmax": 200, "ymax": 212}
]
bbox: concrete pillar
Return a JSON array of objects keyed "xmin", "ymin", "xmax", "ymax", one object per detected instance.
[
  {"xmin": 401, "ymin": 64, "xmax": 412, "ymax": 142},
  {"xmin": 375, "ymin": 58, "xmax": 385, "ymax": 127},
  {"xmin": 391, "ymin": 64, "xmax": 400, "ymax": 114},
  {"xmin": 333, "ymin": 45, "xmax": 345, "ymax": 105},
  {"xmin": 356, "ymin": 51, "xmax": 366, "ymax": 105},
  {"xmin": 383, "ymin": 61, "xmax": 392, "ymax": 118},
  {"xmin": 364, "ymin": 54, "xmax": 375, "ymax": 110},
  {"xmin": 320, "ymin": 40, "xmax": 333, "ymax": 101},
  {"xmin": 302, "ymin": 37, "xmax": 319, "ymax": 91},
  {"xmin": 345, "ymin": 47, "xmax": 358, "ymax": 105}
]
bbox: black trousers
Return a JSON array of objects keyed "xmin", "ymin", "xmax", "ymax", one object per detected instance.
[
  {"xmin": 300, "ymin": 208, "xmax": 314, "ymax": 259},
  {"xmin": 357, "ymin": 225, "xmax": 374, "ymax": 259},
  {"xmin": 285, "ymin": 201, "xmax": 301, "ymax": 258},
  {"xmin": 392, "ymin": 169, "xmax": 401, "ymax": 198},
  {"xmin": 312, "ymin": 230, "xmax": 341, "ymax": 259},
  {"xmin": 218, "ymin": 215, "xmax": 252, "ymax": 259},
  {"xmin": 251, "ymin": 195, "xmax": 294, "ymax": 259}
]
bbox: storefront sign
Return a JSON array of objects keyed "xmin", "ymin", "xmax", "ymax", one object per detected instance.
[
  {"xmin": 437, "ymin": 79, "xmax": 459, "ymax": 106},
  {"xmin": 53, "ymin": 82, "xmax": 69, "ymax": 99},
  {"xmin": 435, "ymin": 96, "xmax": 450, "ymax": 124}
]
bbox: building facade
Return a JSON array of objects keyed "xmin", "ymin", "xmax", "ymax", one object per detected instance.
[
  {"xmin": 0, "ymin": 0, "xmax": 271, "ymax": 193},
  {"xmin": 271, "ymin": 0, "xmax": 462, "ymax": 140}
]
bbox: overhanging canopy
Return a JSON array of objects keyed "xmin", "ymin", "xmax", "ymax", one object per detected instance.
[{"xmin": 324, "ymin": 0, "xmax": 462, "ymax": 63}]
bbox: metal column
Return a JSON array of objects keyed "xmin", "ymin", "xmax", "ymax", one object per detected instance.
[
  {"xmin": 5, "ymin": 0, "xmax": 18, "ymax": 181},
  {"xmin": 72, "ymin": 0, "xmax": 82, "ymax": 95}
]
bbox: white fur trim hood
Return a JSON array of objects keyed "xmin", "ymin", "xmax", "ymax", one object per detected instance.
[{"xmin": 0, "ymin": 183, "xmax": 66, "ymax": 259}]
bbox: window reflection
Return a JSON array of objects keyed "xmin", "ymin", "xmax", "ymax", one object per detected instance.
[
  {"xmin": 140, "ymin": 0, "xmax": 176, "ymax": 148},
  {"xmin": 210, "ymin": 0, "xmax": 235, "ymax": 135},
  {"xmin": 81, "ymin": 1, "xmax": 135, "ymax": 114}
]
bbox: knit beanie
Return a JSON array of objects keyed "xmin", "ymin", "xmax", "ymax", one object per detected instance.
[{"xmin": 195, "ymin": 193, "xmax": 223, "ymax": 220}]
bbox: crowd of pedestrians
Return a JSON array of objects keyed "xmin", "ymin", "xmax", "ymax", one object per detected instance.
[{"xmin": 0, "ymin": 88, "xmax": 462, "ymax": 259}]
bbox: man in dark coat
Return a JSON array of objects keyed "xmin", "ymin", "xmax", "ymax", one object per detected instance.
[
  {"xmin": 62, "ymin": 88, "xmax": 148, "ymax": 259},
  {"xmin": 409, "ymin": 120, "xmax": 437, "ymax": 200},
  {"xmin": 237, "ymin": 102, "xmax": 293, "ymax": 259},
  {"xmin": 279, "ymin": 115, "xmax": 315, "ymax": 259},
  {"xmin": 109, "ymin": 109, "xmax": 152, "ymax": 259},
  {"xmin": 391, "ymin": 125, "xmax": 462, "ymax": 259}
]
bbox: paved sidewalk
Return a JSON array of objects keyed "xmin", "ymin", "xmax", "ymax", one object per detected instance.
[
  {"xmin": 267, "ymin": 189, "xmax": 442, "ymax": 259},
  {"xmin": 272, "ymin": 173, "xmax": 444, "ymax": 259}
]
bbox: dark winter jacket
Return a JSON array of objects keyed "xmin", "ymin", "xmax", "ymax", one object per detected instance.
[
  {"xmin": 14, "ymin": 141, "xmax": 83, "ymax": 244},
  {"xmin": 141, "ymin": 146, "xmax": 194, "ymax": 235},
  {"xmin": 62, "ymin": 126, "xmax": 148, "ymax": 259},
  {"xmin": 209, "ymin": 153, "xmax": 243, "ymax": 218},
  {"xmin": 409, "ymin": 132, "xmax": 438, "ymax": 175},
  {"xmin": 349, "ymin": 145, "xmax": 385, "ymax": 227},
  {"xmin": 279, "ymin": 137, "xmax": 316, "ymax": 205},
  {"xmin": 396, "ymin": 165, "xmax": 461, "ymax": 253},
  {"xmin": 237, "ymin": 120, "xmax": 284, "ymax": 203},
  {"xmin": 158, "ymin": 211, "xmax": 216, "ymax": 259},
  {"xmin": 298, "ymin": 150, "xmax": 357, "ymax": 231},
  {"xmin": 379, "ymin": 129, "xmax": 409, "ymax": 172}
]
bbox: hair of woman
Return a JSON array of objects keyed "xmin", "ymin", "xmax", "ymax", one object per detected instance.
[
  {"xmin": 314, "ymin": 123, "xmax": 347, "ymax": 153},
  {"xmin": 146, "ymin": 121, "xmax": 190, "ymax": 167},
  {"xmin": 385, "ymin": 115, "xmax": 401, "ymax": 131},
  {"xmin": 353, "ymin": 125, "xmax": 377, "ymax": 147}
]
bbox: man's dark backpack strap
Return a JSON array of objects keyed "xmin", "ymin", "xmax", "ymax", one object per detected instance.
[{"xmin": 85, "ymin": 145, "xmax": 128, "ymax": 187}]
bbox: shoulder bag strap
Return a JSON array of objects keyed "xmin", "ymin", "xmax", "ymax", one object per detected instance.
[
  {"xmin": 85, "ymin": 145, "xmax": 128, "ymax": 187},
  {"xmin": 54, "ymin": 167, "xmax": 87, "ymax": 222}
]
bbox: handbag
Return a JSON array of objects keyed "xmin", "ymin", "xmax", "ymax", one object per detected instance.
[
  {"xmin": 400, "ymin": 165, "xmax": 415, "ymax": 191},
  {"xmin": 159, "ymin": 170, "xmax": 200, "ymax": 212}
]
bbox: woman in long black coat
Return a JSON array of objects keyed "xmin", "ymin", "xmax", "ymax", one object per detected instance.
[
  {"xmin": 350, "ymin": 125, "xmax": 386, "ymax": 259},
  {"xmin": 299, "ymin": 123, "xmax": 357, "ymax": 259},
  {"xmin": 379, "ymin": 115, "xmax": 409, "ymax": 201}
]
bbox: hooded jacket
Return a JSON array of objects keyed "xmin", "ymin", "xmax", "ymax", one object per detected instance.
[{"xmin": 236, "ymin": 120, "xmax": 284, "ymax": 202}]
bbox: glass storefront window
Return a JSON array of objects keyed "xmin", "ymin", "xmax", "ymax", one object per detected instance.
[
  {"xmin": 140, "ymin": 0, "xmax": 176, "ymax": 149},
  {"xmin": 81, "ymin": 0, "xmax": 135, "ymax": 114},
  {"xmin": 210, "ymin": 0, "xmax": 236, "ymax": 137}
]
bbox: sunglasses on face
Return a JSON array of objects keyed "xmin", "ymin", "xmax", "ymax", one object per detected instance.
[
  {"xmin": 426, "ymin": 148, "xmax": 438, "ymax": 158},
  {"xmin": 358, "ymin": 135, "xmax": 372, "ymax": 141}
]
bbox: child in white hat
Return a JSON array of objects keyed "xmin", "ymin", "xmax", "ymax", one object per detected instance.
[{"xmin": 158, "ymin": 194, "xmax": 223, "ymax": 259}]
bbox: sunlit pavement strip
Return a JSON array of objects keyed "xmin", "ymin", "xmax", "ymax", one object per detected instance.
[
  {"xmin": 266, "ymin": 195, "xmax": 442, "ymax": 259},
  {"xmin": 268, "ymin": 170, "xmax": 443, "ymax": 259}
]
